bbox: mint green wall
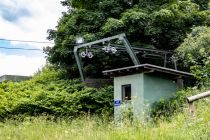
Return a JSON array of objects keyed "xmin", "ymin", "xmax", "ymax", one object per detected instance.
[
  {"xmin": 114, "ymin": 74, "xmax": 144, "ymax": 119},
  {"xmin": 143, "ymin": 74, "xmax": 177, "ymax": 105},
  {"xmin": 114, "ymin": 73, "xmax": 178, "ymax": 119}
]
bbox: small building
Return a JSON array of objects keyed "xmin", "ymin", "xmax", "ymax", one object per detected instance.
[
  {"xmin": 0, "ymin": 75, "xmax": 31, "ymax": 83},
  {"xmin": 103, "ymin": 64, "xmax": 193, "ymax": 119}
]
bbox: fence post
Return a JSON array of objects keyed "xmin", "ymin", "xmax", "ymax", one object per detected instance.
[
  {"xmin": 186, "ymin": 90, "xmax": 210, "ymax": 117},
  {"xmin": 188, "ymin": 102, "xmax": 195, "ymax": 117}
]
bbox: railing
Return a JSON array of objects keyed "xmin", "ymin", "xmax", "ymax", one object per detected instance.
[{"xmin": 186, "ymin": 91, "xmax": 210, "ymax": 116}]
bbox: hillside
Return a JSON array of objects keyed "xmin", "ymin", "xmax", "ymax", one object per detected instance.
[
  {"xmin": 0, "ymin": 66, "xmax": 209, "ymax": 139},
  {"xmin": 0, "ymin": 88, "xmax": 209, "ymax": 139}
]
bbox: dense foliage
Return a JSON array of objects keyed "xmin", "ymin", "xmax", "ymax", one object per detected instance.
[
  {"xmin": 0, "ymin": 87, "xmax": 209, "ymax": 139},
  {"xmin": 0, "ymin": 67, "xmax": 113, "ymax": 120},
  {"xmin": 151, "ymin": 86, "xmax": 201, "ymax": 118},
  {"xmin": 175, "ymin": 26, "xmax": 210, "ymax": 84},
  {"xmin": 46, "ymin": 0, "xmax": 210, "ymax": 78}
]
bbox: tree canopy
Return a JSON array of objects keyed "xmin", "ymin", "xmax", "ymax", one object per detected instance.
[
  {"xmin": 175, "ymin": 26, "xmax": 210, "ymax": 84},
  {"xmin": 46, "ymin": 0, "xmax": 210, "ymax": 79}
]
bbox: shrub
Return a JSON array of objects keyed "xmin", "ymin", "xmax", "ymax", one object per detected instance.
[
  {"xmin": 150, "ymin": 85, "xmax": 210, "ymax": 119},
  {"xmin": 0, "ymin": 66, "xmax": 113, "ymax": 120},
  {"xmin": 175, "ymin": 26, "xmax": 210, "ymax": 84}
]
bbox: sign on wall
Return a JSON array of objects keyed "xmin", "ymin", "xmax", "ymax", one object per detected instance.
[{"xmin": 114, "ymin": 100, "xmax": 121, "ymax": 106}]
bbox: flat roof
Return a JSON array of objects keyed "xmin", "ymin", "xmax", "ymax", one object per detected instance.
[
  {"xmin": 103, "ymin": 64, "xmax": 193, "ymax": 78},
  {"xmin": 0, "ymin": 74, "xmax": 30, "ymax": 77},
  {"xmin": 0, "ymin": 75, "xmax": 31, "ymax": 82}
]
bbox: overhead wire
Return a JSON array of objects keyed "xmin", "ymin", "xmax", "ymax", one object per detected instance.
[
  {"xmin": 0, "ymin": 38, "xmax": 53, "ymax": 51},
  {"xmin": 0, "ymin": 38, "xmax": 78, "ymax": 52},
  {"xmin": 0, "ymin": 46, "xmax": 42, "ymax": 51},
  {"xmin": 0, "ymin": 38, "xmax": 54, "ymax": 44},
  {"xmin": 0, "ymin": 37, "xmax": 174, "ymax": 53},
  {"xmin": 0, "ymin": 37, "xmax": 80, "ymax": 46}
]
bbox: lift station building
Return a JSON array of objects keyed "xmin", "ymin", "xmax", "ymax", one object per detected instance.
[{"xmin": 103, "ymin": 64, "xmax": 193, "ymax": 119}]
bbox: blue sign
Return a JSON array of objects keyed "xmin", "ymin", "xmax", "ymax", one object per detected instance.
[{"xmin": 114, "ymin": 100, "xmax": 121, "ymax": 106}]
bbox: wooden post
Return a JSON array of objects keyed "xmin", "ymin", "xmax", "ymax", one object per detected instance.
[
  {"xmin": 186, "ymin": 90, "xmax": 210, "ymax": 117},
  {"xmin": 188, "ymin": 102, "xmax": 195, "ymax": 117},
  {"xmin": 177, "ymin": 78, "xmax": 184, "ymax": 88}
]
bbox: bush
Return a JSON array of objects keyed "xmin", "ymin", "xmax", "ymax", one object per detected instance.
[
  {"xmin": 175, "ymin": 26, "xmax": 210, "ymax": 84},
  {"xmin": 150, "ymin": 85, "xmax": 210, "ymax": 119},
  {"xmin": 0, "ymin": 66, "xmax": 113, "ymax": 120}
]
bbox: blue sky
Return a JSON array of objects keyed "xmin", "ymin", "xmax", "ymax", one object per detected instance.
[
  {"xmin": 0, "ymin": 0, "xmax": 65, "ymax": 76},
  {"xmin": 0, "ymin": 2, "xmax": 30, "ymax": 22}
]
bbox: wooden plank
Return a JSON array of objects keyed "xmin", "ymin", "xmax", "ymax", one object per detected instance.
[{"xmin": 187, "ymin": 91, "xmax": 210, "ymax": 103}]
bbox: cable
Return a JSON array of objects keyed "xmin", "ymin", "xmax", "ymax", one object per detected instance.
[
  {"xmin": 0, "ymin": 38, "xmax": 54, "ymax": 44},
  {"xmin": 0, "ymin": 38, "xmax": 78, "ymax": 46},
  {"xmin": 0, "ymin": 46, "xmax": 42, "ymax": 51},
  {"xmin": 0, "ymin": 38, "xmax": 174, "ymax": 54}
]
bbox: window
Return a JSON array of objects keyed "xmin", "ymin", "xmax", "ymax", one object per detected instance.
[{"xmin": 122, "ymin": 84, "xmax": 131, "ymax": 102}]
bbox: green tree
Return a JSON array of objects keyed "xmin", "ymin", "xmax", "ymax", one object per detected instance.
[
  {"xmin": 192, "ymin": 0, "xmax": 209, "ymax": 10},
  {"xmin": 175, "ymin": 26, "xmax": 210, "ymax": 84},
  {"xmin": 46, "ymin": 0, "xmax": 210, "ymax": 79}
]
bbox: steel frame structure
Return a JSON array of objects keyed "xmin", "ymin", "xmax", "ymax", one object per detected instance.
[{"xmin": 74, "ymin": 33, "xmax": 140, "ymax": 82}]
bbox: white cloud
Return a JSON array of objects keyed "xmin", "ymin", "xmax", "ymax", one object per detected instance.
[
  {"xmin": 0, "ymin": 0, "xmax": 66, "ymax": 48},
  {"xmin": 0, "ymin": 0, "xmax": 66, "ymax": 76},
  {"xmin": 0, "ymin": 52, "xmax": 45, "ymax": 76}
]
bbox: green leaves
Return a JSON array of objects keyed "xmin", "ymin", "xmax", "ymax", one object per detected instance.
[
  {"xmin": 192, "ymin": 0, "xmax": 209, "ymax": 10},
  {"xmin": 102, "ymin": 18, "xmax": 124, "ymax": 34},
  {"xmin": 46, "ymin": 0, "xmax": 210, "ymax": 78},
  {"xmin": 0, "ymin": 67, "xmax": 114, "ymax": 119},
  {"xmin": 175, "ymin": 26, "xmax": 210, "ymax": 84},
  {"xmin": 121, "ymin": 8, "xmax": 149, "ymax": 30}
]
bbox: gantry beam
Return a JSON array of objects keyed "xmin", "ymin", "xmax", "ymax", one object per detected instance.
[{"xmin": 74, "ymin": 33, "xmax": 140, "ymax": 82}]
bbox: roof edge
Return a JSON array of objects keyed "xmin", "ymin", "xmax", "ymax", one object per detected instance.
[{"xmin": 103, "ymin": 64, "xmax": 193, "ymax": 77}]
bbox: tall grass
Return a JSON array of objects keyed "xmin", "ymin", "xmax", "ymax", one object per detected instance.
[{"xmin": 0, "ymin": 98, "xmax": 209, "ymax": 140}]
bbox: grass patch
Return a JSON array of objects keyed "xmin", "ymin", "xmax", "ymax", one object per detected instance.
[{"xmin": 0, "ymin": 98, "xmax": 209, "ymax": 140}]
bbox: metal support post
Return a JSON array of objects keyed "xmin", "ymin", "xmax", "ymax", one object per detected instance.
[
  {"xmin": 74, "ymin": 47, "xmax": 85, "ymax": 82},
  {"xmin": 121, "ymin": 36, "xmax": 140, "ymax": 65},
  {"xmin": 173, "ymin": 59, "xmax": 177, "ymax": 70},
  {"xmin": 164, "ymin": 53, "xmax": 167, "ymax": 67}
]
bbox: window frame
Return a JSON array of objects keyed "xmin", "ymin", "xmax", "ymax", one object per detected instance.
[{"xmin": 121, "ymin": 84, "xmax": 131, "ymax": 102}]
